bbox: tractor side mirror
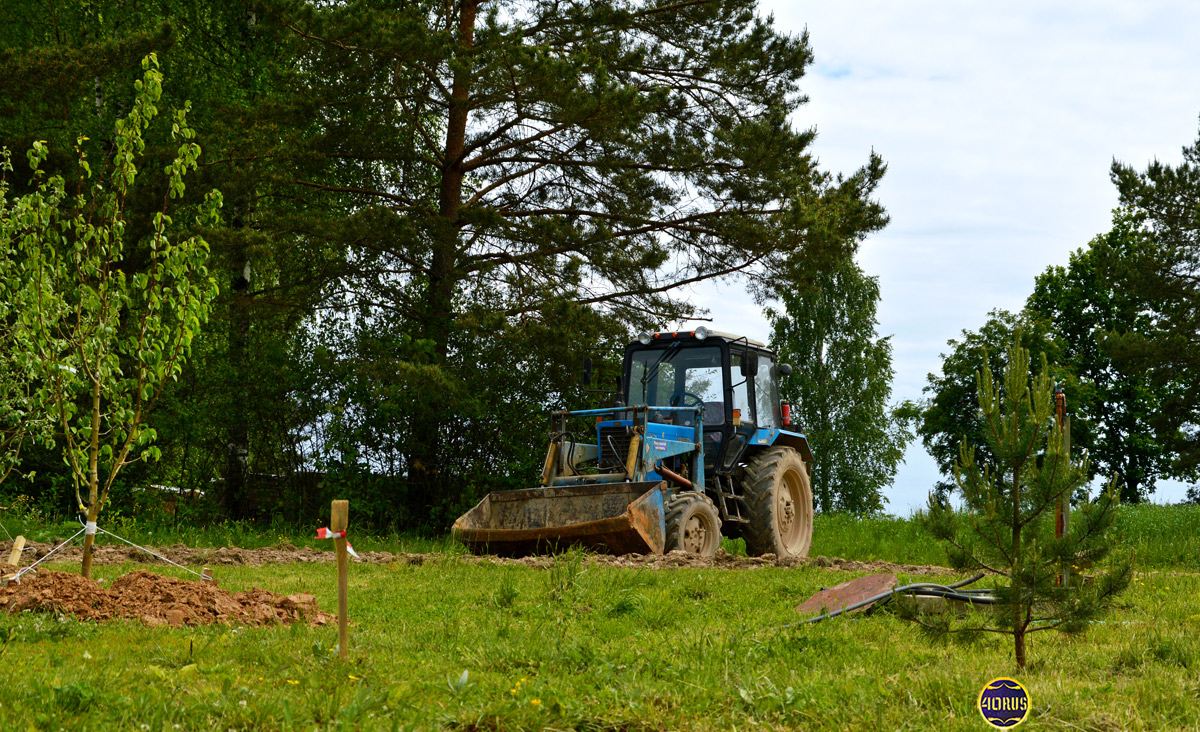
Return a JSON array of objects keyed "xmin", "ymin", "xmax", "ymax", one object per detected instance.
[
  {"xmin": 739, "ymin": 351, "xmax": 758, "ymax": 377},
  {"xmin": 778, "ymin": 363, "xmax": 793, "ymax": 377},
  {"xmin": 582, "ymin": 357, "xmax": 593, "ymax": 387}
]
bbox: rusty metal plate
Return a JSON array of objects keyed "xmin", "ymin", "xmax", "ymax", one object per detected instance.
[{"xmin": 795, "ymin": 572, "xmax": 897, "ymax": 615}]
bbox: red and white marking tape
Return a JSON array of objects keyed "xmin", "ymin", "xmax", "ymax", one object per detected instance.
[{"xmin": 316, "ymin": 527, "xmax": 360, "ymax": 558}]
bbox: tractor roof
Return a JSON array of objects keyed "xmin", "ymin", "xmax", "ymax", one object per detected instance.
[
  {"xmin": 639, "ymin": 328, "xmax": 766, "ymax": 348},
  {"xmin": 705, "ymin": 330, "xmax": 766, "ymax": 347}
]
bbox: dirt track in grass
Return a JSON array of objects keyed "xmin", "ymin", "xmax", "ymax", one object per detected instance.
[{"xmin": 4, "ymin": 538, "xmax": 955, "ymax": 576}]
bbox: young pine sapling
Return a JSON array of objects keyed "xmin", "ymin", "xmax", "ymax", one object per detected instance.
[{"xmin": 915, "ymin": 336, "xmax": 1131, "ymax": 668}]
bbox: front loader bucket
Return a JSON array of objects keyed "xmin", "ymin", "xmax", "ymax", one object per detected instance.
[{"xmin": 452, "ymin": 482, "xmax": 667, "ymax": 557}]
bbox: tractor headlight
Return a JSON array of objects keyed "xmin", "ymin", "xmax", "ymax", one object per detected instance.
[
  {"xmin": 638, "ymin": 331, "xmax": 653, "ymax": 345},
  {"xmin": 694, "ymin": 326, "xmax": 710, "ymax": 341}
]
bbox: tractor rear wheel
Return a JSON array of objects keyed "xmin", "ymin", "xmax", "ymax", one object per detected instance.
[
  {"xmin": 740, "ymin": 447, "xmax": 813, "ymax": 557},
  {"xmin": 665, "ymin": 492, "xmax": 721, "ymax": 557}
]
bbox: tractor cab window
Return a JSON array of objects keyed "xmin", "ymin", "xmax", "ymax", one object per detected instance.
[
  {"xmin": 729, "ymin": 350, "xmax": 753, "ymax": 425},
  {"xmin": 627, "ymin": 346, "xmax": 723, "ymax": 425},
  {"xmin": 755, "ymin": 355, "xmax": 781, "ymax": 429}
]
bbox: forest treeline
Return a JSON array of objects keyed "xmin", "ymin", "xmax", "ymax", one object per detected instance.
[
  {"xmin": 1, "ymin": 1, "xmax": 1196, "ymax": 528},
  {"xmin": 1, "ymin": 0, "xmax": 889, "ymax": 527}
]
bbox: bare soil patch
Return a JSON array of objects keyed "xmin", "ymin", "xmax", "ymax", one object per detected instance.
[
  {"xmin": 481, "ymin": 549, "xmax": 954, "ymax": 575},
  {"xmin": 9, "ymin": 539, "xmax": 395, "ymax": 567},
  {"xmin": 3, "ymin": 538, "xmax": 952, "ymax": 575},
  {"xmin": 0, "ymin": 570, "xmax": 331, "ymax": 627}
]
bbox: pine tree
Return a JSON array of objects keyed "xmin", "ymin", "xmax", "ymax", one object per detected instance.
[
  {"xmin": 917, "ymin": 336, "xmax": 1131, "ymax": 669},
  {"xmin": 279, "ymin": 0, "xmax": 888, "ymax": 516}
]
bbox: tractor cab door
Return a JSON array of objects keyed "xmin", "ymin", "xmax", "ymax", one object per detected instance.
[
  {"xmin": 752, "ymin": 352, "xmax": 783, "ymax": 429},
  {"xmin": 704, "ymin": 346, "xmax": 750, "ymax": 473},
  {"xmin": 709, "ymin": 346, "xmax": 781, "ymax": 473}
]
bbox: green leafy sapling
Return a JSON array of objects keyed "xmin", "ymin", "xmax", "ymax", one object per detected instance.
[
  {"xmin": 7, "ymin": 54, "xmax": 221, "ymax": 577},
  {"xmin": 914, "ymin": 335, "xmax": 1131, "ymax": 668},
  {"xmin": 0, "ymin": 149, "xmax": 58, "ymax": 490}
]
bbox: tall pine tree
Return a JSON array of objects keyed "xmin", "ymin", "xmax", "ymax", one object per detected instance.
[{"xmin": 278, "ymin": 0, "xmax": 889, "ymax": 516}]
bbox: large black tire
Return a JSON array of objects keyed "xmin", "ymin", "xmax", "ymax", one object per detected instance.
[
  {"xmin": 664, "ymin": 492, "xmax": 722, "ymax": 557},
  {"xmin": 740, "ymin": 447, "xmax": 813, "ymax": 557}
]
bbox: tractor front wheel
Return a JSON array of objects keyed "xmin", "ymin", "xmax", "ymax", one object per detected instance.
[
  {"xmin": 664, "ymin": 492, "xmax": 722, "ymax": 557},
  {"xmin": 740, "ymin": 447, "xmax": 813, "ymax": 558}
]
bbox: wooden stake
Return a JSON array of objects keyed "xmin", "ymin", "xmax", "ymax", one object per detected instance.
[
  {"xmin": 6, "ymin": 536, "xmax": 25, "ymax": 568},
  {"xmin": 331, "ymin": 499, "xmax": 349, "ymax": 660},
  {"xmin": 2, "ymin": 535, "xmax": 25, "ymax": 584}
]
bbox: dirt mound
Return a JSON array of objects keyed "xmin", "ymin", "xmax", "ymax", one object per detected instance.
[{"xmin": 0, "ymin": 570, "xmax": 331, "ymax": 627}]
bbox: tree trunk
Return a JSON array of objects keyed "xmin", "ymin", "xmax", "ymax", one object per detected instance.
[
  {"xmin": 81, "ymin": 379, "xmax": 102, "ymax": 578},
  {"xmin": 1011, "ymin": 461, "xmax": 1025, "ymax": 666},
  {"xmin": 80, "ymin": 501, "xmax": 99, "ymax": 579},
  {"xmin": 1014, "ymin": 624, "xmax": 1026, "ymax": 669},
  {"xmin": 427, "ymin": 0, "xmax": 477, "ymax": 353},
  {"xmin": 816, "ymin": 337, "xmax": 831, "ymax": 513},
  {"xmin": 224, "ymin": 239, "xmax": 252, "ymax": 519},
  {"xmin": 407, "ymin": 0, "xmax": 478, "ymax": 518},
  {"xmin": 222, "ymin": 12, "xmax": 266, "ymax": 521},
  {"xmin": 1121, "ymin": 474, "xmax": 1141, "ymax": 504}
]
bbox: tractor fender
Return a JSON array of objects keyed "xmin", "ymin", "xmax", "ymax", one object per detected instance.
[{"xmin": 749, "ymin": 428, "xmax": 814, "ymax": 463}]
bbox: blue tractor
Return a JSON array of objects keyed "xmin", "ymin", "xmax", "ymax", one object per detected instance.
[{"xmin": 453, "ymin": 327, "xmax": 814, "ymax": 558}]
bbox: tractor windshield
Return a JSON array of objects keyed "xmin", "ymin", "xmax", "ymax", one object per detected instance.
[{"xmin": 627, "ymin": 346, "xmax": 724, "ymax": 419}]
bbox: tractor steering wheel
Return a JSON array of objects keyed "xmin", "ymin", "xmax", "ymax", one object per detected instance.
[{"xmin": 673, "ymin": 391, "xmax": 706, "ymax": 408}]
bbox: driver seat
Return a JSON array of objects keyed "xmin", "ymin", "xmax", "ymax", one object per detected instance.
[{"xmin": 703, "ymin": 401, "xmax": 724, "ymax": 426}]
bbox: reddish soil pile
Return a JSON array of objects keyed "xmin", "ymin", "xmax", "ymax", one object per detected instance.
[{"xmin": 0, "ymin": 570, "xmax": 331, "ymax": 627}]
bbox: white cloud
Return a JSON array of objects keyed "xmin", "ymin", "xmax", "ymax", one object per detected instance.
[{"xmin": 687, "ymin": 1, "xmax": 1200, "ymax": 512}]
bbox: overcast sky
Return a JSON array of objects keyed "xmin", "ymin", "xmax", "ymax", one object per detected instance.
[{"xmin": 683, "ymin": 1, "xmax": 1200, "ymax": 514}]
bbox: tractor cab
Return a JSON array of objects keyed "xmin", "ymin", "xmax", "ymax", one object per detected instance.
[{"xmin": 621, "ymin": 327, "xmax": 794, "ymax": 475}]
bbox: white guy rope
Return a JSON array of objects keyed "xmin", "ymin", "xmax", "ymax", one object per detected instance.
[
  {"xmin": 86, "ymin": 520, "xmax": 211, "ymax": 581},
  {"xmin": 11, "ymin": 527, "xmax": 86, "ymax": 583}
]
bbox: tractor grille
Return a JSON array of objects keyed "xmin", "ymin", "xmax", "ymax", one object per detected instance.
[{"xmin": 598, "ymin": 426, "xmax": 633, "ymax": 469}]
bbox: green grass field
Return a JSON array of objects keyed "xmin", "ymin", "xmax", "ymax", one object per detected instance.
[
  {"xmin": 5, "ymin": 503, "xmax": 1198, "ymax": 567},
  {"xmin": 1, "ymin": 504, "xmax": 1198, "ymax": 730}
]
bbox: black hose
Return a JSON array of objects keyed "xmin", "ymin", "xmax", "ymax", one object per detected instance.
[
  {"xmin": 562, "ymin": 431, "xmax": 577, "ymax": 472},
  {"xmin": 906, "ymin": 588, "xmax": 997, "ymax": 604},
  {"xmin": 946, "ymin": 573, "xmax": 987, "ymax": 589}
]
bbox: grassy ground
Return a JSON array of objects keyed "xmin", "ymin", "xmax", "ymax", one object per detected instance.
[
  {"xmin": 4, "ymin": 503, "xmax": 1198, "ymax": 567},
  {"xmin": 2, "ymin": 546, "xmax": 1198, "ymax": 731}
]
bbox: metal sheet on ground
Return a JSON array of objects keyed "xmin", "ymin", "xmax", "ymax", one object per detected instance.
[{"xmin": 795, "ymin": 572, "xmax": 897, "ymax": 615}]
